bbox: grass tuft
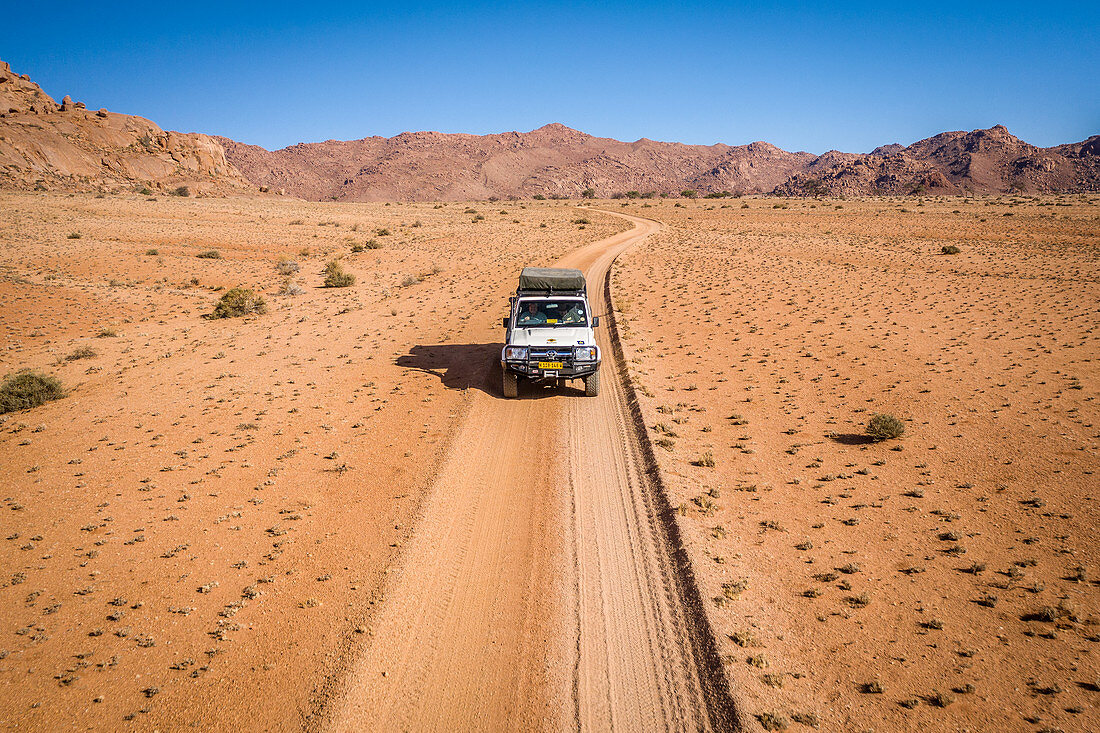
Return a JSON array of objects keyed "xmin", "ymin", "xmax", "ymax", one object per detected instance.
[{"xmin": 323, "ymin": 260, "xmax": 355, "ymax": 288}]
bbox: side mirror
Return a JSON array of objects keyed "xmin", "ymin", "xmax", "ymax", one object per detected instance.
[
  {"xmin": 502, "ymin": 317, "xmax": 510, "ymax": 329},
  {"xmin": 592, "ymin": 316, "xmax": 600, "ymax": 327}
]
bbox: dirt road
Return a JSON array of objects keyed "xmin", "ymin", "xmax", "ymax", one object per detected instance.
[{"xmin": 323, "ymin": 213, "xmax": 734, "ymax": 731}]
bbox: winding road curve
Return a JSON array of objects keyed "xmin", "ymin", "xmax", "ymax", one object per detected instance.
[{"xmin": 324, "ymin": 212, "xmax": 735, "ymax": 731}]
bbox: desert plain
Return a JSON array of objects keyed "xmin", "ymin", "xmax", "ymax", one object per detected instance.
[{"xmin": 0, "ymin": 190, "xmax": 1097, "ymax": 732}]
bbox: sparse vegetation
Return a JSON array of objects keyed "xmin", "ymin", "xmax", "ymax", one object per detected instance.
[
  {"xmin": 790, "ymin": 712, "xmax": 819, "ymax": 728},
  {"xmin": 210, "ymin": 288, "xmax": 267, "ymax": 318},
  {"xmin": 196, "ymin": 250, "xmax": 222, "ymax": 259},
  {"xmin": 941, "ymin": 244, "xmax": 961, "ymax": 255},
  {"xmin": 928, "ymin": 689, "xmax": 954, "ymax": 707},
  {"xmin": 692, "ymin": 451, "xmax": 716, "ymax": 467},
  {"xmin": 278, "ymin": 277, "xmax": 303, "ymax": 296},
  {"xmin": 865, "ymin": 412, "xmax": 905, "ymax": 441},
  {"xmin": 63, "ymin": 347, "xmax": 97, "ymax": 361},
  {"xmin": 275, "ymin": 258, "xmax": 300, "ymax": 275},
  {"xmin": 756, "ymin": 711, "xmax": 787, "ymax": 731},
  {"xmin": 322, "ymin": 260, "xmax": 355, "ymax": 288},
  {"xmin": 0, "ymin": 370, "xmax": 66, "ymax": 413}
]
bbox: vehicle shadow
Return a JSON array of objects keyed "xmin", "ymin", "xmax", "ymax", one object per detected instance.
[
  {"xmin": 396, "ymin": 343, "xmax": 500, "ymax": 395},
  {"xmin": 396, "ymin": 343, "xmax": 587, "ymax": 399}
]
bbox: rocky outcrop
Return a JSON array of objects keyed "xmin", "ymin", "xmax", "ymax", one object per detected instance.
[
  {"xmin": 774, "ymin": 125, "xmax": 1100, "ymax": 196},
  {"xmin": 0, "ymin": 59, "xmax": 252, "ymax": 194}
]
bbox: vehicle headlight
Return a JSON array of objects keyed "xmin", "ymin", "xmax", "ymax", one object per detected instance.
[
  {"xmin": 504, "ymin": 346, "xmax": 528, "ymax": 361},
  {"xmin": 575, "ymin": 346, "xmax": 597, "ymax": 361}
]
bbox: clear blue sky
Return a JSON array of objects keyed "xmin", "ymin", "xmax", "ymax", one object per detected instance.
[{"xmin": 3, "ymin": 1, "xmax": 1097, "ymax": 153}]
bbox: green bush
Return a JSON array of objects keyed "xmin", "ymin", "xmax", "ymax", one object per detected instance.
[
  {"xmin": 681, "ymin": 189, "xmax": 697, "ymax": 198},
  {"xmin": 211, "ymin": 288, "xmax": 267, "ymax": 318},
  {"xmin": 0, "ymin": 370, "xmax": 66, "ymax": 414},
  {"xmin": 322, "ymin": 260, "xmax": 355, "ymax": 288},
  {"xmin": 866, "ymin": 413, "xmax": 905, "ymax": 441},
  {"xmin": 170, "ymin": 185, "xmax": 191, "ymax": 197},
  {"xmin": 532, "ymin": 194, "xmax": 546, "ymax": 200},
  {"xmin": 581, "ymin": 188, "xmax": 596, "ymax": 199}
]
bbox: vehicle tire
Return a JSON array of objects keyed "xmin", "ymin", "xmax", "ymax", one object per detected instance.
[
  {"xmin": 503, "ymin": 370, "xmax": 518, "ymax": 398},
  {"xmin": 584, "ymin": 371, "xmax": 600, "ymax": 397}
]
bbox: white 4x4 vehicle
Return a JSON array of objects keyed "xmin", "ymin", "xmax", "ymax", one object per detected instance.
[{"xmin": 501, "ymin": 267, "xmax": 601, "ymax": 398}]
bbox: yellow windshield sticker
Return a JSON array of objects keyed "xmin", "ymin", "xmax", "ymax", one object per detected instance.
[{"xmin": 547, "ymin": 319, "xmax": 558, "ymax": 324}]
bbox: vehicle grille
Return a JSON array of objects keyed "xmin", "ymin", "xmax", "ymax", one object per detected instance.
[{"xmin": 528, "ymin": 347, "xmax": 574, "ymax": 364}]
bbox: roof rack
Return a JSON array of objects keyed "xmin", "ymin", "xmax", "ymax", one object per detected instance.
[{"xmin": 517, "ymin": 266, "xmax": 587, "ymax": 294}]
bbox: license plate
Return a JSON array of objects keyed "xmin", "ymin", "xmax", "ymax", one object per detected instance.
[{"xmin": 538, "ymin": 361, "xmax": 564, "ymax": 369}]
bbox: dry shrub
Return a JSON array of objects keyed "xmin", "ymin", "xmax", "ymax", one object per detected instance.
[
  {"xmin": 211, "ymin": 288, "xmax": 267, "ymax": 318},
  {"xmin": 64, "ymin": 347, "xmax": 97, "ymax": 361},
  {"xmin": 866, "ymin": 413, "xmax": 905, "ymax": 441},
  {"xmin": 0, "ymin": 370, "xmax": 66, "ymax": 413},
  {"xmin": 323, "ymin": 260, "xmax": 355, "ymax": 288},
  {"xmin": 275, "ymin": 258, "xmax": 300, "ymax": 275}
]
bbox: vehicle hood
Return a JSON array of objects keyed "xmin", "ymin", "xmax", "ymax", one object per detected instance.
[{"xmin": 509, "ymin": 327, "xmax": 593, "ymax": 347}]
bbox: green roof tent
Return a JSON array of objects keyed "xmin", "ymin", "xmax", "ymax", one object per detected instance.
[{"xmin": 517, "ymin": 267, "xmax": 586, "ymax": 294}]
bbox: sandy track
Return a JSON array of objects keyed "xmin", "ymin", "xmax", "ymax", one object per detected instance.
[{"xmin": 324, "ymin": 213, "xmax": 732, "ymax": 731}]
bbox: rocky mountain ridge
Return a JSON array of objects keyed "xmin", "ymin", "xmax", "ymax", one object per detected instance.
[
  {"xmin": 221, "ymin": 122, "xmax": 1100, "ymax": 201},
  {"xmin": 0, "ymin": 59, "xmax": 250, "ymax": 194},
  {"xmin": 0, "ymin": 59, "xmax": 1095, "ymax": 199}
]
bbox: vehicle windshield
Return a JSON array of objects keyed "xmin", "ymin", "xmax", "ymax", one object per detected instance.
[{"xmin": 515, "ymin": 299, "xmax": 587, "ymax": 327}]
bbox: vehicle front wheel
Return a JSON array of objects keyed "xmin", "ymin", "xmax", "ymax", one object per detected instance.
[
  {"xmin": 584, "ymin": 371, "xmax": 600, "ymax": 397},
  {"xmin": 502, "ymin": 370, "xmax": 518, "ymax": 398}
]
